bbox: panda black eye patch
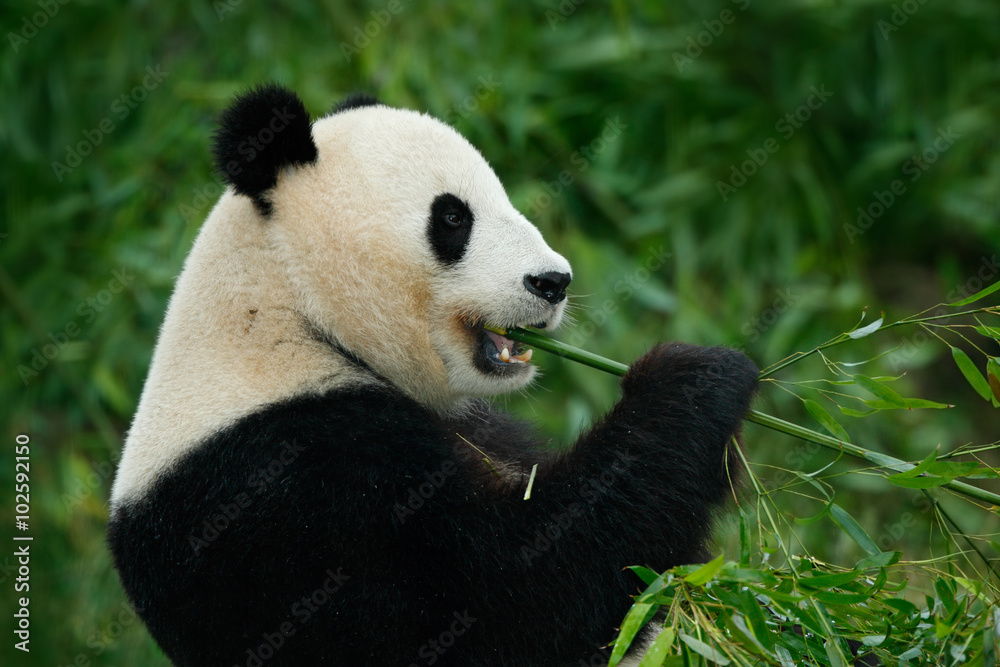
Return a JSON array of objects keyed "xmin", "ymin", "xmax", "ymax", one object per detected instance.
[{"xmin": 428, "ymin": 193, "xmax": 474, "ymax": 265}]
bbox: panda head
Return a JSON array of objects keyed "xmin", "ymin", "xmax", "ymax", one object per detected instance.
[{"xmin": 213, "ymin": 84, "xmax": 572, "ymax": 408}]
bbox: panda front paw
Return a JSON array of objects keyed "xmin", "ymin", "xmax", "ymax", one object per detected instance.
[{"xmin": 621, "ymin": 342, "xmax": 758, "ymax": 417}]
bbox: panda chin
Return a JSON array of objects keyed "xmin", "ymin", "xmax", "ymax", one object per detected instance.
[{"xmin": 472, "ymin": 326, "xmax": 534, "ymax": 376}]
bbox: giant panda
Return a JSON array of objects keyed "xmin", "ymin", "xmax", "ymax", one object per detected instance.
[{"xmin": 108, "ymin": 83, "xmax": 758, "ymax": 667}]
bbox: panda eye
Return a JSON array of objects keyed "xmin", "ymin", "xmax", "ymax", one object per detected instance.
[{"xmin": 428, "ymin": 193, "xmax": 475, "ymax": 265}]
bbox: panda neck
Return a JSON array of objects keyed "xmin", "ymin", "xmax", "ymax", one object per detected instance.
[{"xmin": 112, "ymin": 194, "xmax": 370, "ymax": 503}]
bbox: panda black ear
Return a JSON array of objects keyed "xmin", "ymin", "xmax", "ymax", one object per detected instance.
[
  {"xmin": 213, "ymin": 83, "xmax": 317, "ymax": 216},
  {"xmin": 331, "ymin": 93, "xmax": 382, "ymax": 114}
]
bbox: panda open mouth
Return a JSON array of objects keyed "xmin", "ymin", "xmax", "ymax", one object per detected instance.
[
  {"xmin": 483, "ymin": 329, "xmax": 533, "ymax": 365},
  {"xmin": 470, "ymin": 323, "xmax": 534, "ymax": 374}
]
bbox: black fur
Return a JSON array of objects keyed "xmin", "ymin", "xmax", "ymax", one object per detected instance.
[
  {"xmin": 108, "ymin": 343, "xmax": 758, "ymax": 666},
  {"xmin": 331, "ymin": 93, "xmax": 381, "ymax": 114},
  {"xmin": 428, "ymin": 193, "xmax": 474, "ymax": 265},
  {"xmin": 212, "ymin": 84, "xmax": 317, "ymax": 216}
]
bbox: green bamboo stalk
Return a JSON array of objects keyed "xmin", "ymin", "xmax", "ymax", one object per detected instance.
[{"xmin": 486, "ymin": 325, "xmax": 1000, "ymax": 508}]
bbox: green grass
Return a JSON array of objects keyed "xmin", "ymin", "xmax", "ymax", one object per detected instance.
[{"xmin": 2, "ymin": 0, "xmax": 999, "ymax": 664}]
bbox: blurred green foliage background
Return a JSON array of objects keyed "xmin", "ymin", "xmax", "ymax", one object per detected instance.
[{"xmin": 1, "ymin": 0, "xmax": 998, "ymax": 664}]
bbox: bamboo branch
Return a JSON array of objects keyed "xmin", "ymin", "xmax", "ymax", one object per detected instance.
[{"xmin": 486, "ymin": 325, "xmax": 1000, "ymax": 508}]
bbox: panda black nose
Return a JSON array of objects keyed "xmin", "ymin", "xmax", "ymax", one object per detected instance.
[{"xmin": 524, "ymin": 271, "xmax": 572, "ymax": 305}]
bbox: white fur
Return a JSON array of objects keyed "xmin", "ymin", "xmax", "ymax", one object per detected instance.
[{"xmin": 112, "ymin": 104, "xmax": 570, "ymax": 504}]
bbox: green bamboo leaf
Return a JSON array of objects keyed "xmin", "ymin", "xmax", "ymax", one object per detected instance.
[
  {"xmin": 803, "ymin": 399, "xmax": 850, "ymax": 441},
  {"xmin": 951, "ymin": 346, "xmax": 992, "ymax": 400},
  {"xmin": 739, "ymin": 511, "xmax": 751, "ymax": 566},
  {"xmin": 813, "ymin": 587, "xmax": 874, "ymax": 605},
  {"xmin": 926, "ymin": 460, "xmax": 980, "ymax": 477},
  {"xmin": 794, "ymin": 502, "xmax": 832, "ymax": 526},
  {"xmin": 839, "ymin": 406, "xmax": 875, "ymax": 418},
  {"xmin": 739, "ymin": 588, "xmax": 775, "ymax": 650},
  {"xmin": 902, "ymin": 398, "xmax": 953, "ymax": 409},
  {"xmin": 829, "ymin": 503, "xmax": 880, "ymax": 555},
  {"xmin": 775, "ymin": 646, "xmax": 796, "ymax": 667},
  {"xmin": 824, "ymin": 639, "xmax": 849, "ymax": 667},
  {"xmin": 683, "ymin": 553, "xmax": 725, "ymax": 586},
  {"xmin": 856, "ymin": 551, "xmax": 901, "ymax": 570},
  {"xmin": 627, "ymin": 566, "xmax": 663, "ymax": 586},
  {"xmin": 853, "ymin": 375, "xmax": 907, "ymax": 407},
  {"xmin": 609, "ymin": 601, "xmax": 659, "ymax": 666},
  {"xmin": 947, "ymin": 280, "xmax": 1000, "ymax": 306},
  {"xmin": 987, "ymin": 357, "xmax": 1000, "ymax": 403},
  {"xmin": 935, "ymin": 577, "xmax": 959, "ymax": 617},
  {"xmin": 883, "ymin": 598, "xmax": 918, "ymax": 616},
  {"xmin": 748, "ymin": 584, "xmax": 806, "ymax": 604},
  {"xmin": 719, "ymin": 565, "xmax": 778, "ymax": 586},
  {"xmin": 888, "ymin": 475, "xmax": 951, "ymax": 489},
  {"xmin": 725, "ymin": 613, "xmax": 765, "ymax": 654},
  {"xmin": 792, "ymin": 605, "xmax": 826, "ymax": 636},
  {"xmin": 891, "ymin": 448, "xmax": 938, "ymax": 479},
  {"xmin": 678, "ymin": 634, "xmax": 731, "ymax": 665},
  {"xmin": 975, "ymin": 325, "xmax": 1000, "ymax": 340},
  {"xmin": 637, "ymin": 627, "xmax": 675, "ymax": 667},
  {"xmin": 848, "ymin": 316, "xmax": 883, "ymax": 339},
  {"xmin": 799, "ymin": 570, "xmax": 863, "ymax": 588},
  {"xmin": 634, "ymin": 572, "xmax": 671, "ymax": 603}
]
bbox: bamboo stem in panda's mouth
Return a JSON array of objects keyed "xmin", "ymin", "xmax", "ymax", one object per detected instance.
[
  {"xmin": 485, "ymin": 325, "xmax": 1000, "ymax": 508},
  {"xmin": 483, "ymin": 325, "xmax": 628, "ymax": 376}
]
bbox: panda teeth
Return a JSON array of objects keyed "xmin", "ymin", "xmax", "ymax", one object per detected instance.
[{"xmin": 500, "ymin": 348, "xmax": 533, "ymax": 364}]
